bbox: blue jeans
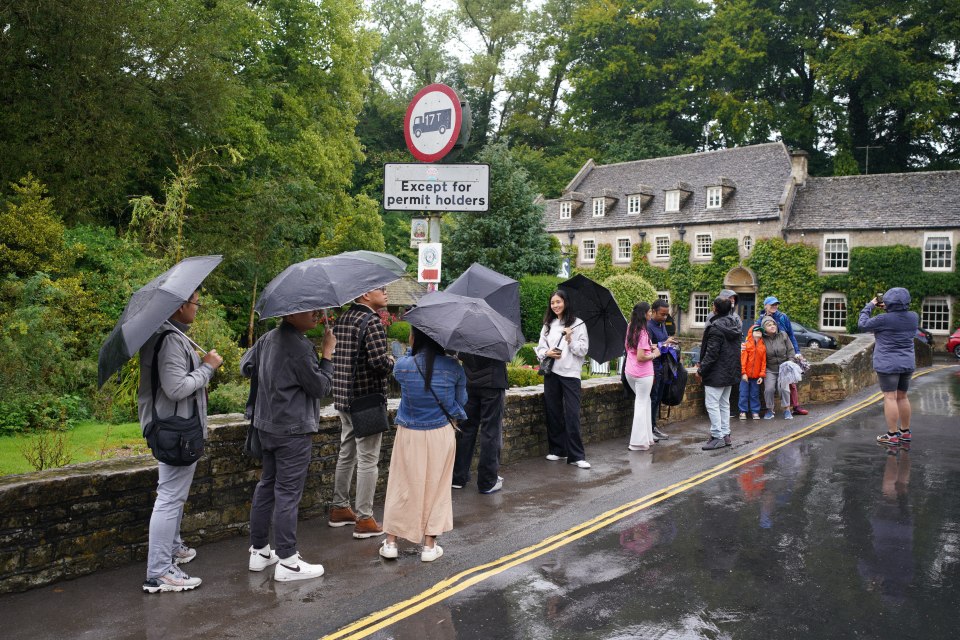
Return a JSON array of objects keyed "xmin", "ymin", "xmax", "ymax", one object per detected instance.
[
  {"xmin": 704, "ymin": 385, "xmax": 731, "ymax": 439},
  {"xmin": 738, "ymin": 379, "xmax": 761, "ymax": 414}
]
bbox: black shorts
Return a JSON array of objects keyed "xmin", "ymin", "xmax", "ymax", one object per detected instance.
[{"xmin": 877, "ymin": 372, "xmax": 912, "ymax": 393}]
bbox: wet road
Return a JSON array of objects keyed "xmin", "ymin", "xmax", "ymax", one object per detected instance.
[{"xmin": 2, "ymin": 366, "xmax": 958, "ymax": 640}]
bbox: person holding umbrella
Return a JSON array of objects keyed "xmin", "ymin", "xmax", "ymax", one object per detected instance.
[{"xmin": 535, "ymin": 289, "xmax": 591, "ymax": 468}]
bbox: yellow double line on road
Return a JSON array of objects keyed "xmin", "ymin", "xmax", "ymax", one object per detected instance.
[{"xmin": 323, "ymin": 365, "xmax": 952, "ymax": 640}]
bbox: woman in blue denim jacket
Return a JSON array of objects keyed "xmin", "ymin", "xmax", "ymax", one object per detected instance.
[{"xmin": 380, "ymin": 327, "xmax": 467, "ymax": 563}]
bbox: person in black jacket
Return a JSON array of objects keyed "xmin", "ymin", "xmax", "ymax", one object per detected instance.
[
  {"xmin": 697, "ymin": 297, "xmax": 743, "ymax": 450},
  {"xmin": 452, "ymin": 354, "xmax": 507, "ymax": 494}
]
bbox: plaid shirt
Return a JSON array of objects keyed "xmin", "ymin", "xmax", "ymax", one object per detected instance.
[{"xmin": 332, "ymin": 304, "xmax": 394, "ymax": 411}]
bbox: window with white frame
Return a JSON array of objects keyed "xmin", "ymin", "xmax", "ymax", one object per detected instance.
[
  {"xmin": 922, "ymin": 296, "xmax": 952, "ymax": 333},
  {"xmin": 655, "ymin": 235, "xmax": 671, "ymax": 259},
  {"xmin": 923, "ymin": 233, "xmax": 953, "ymax": 271},
  {"xmin": 582, "ymin": 239, "xmax": 596, "ymax": 262},
  {"xmin": 559, "ymin": 201, "xmax": 571, "ymax": 219},
  {"xmin": 695, "ymin": 233, "xmax": 713, "ymax": 258},
  {"xmin": 616, "ymin": 238, "xmax": 632, "ymax": 261},
  {"xmin": 693, "ymin": 293, "xmax": 711, "ymax": 325},
  {"xmin": 706, "ymin": 186, "xmax": 722, "ymax": 209},
  {"xmin": 742, "ymin": 235, "xmax": 753, "ymax": 253},
  {"xmin": 665, "ymin": 190, "xmax": 680, "ymax": 212},
  {"xmin": 820, "ymin": 293, "xmax": 847, "ymax": 331},
  {"xmin": 592, "ymin": 197, "xmax": 605, "ymax": 217},
  {"xmin": 627, "ymin": 195, "xmax": 642, "ymax": 215},
  {"xmin": 657, "ymin": 291, "xmax": 670, "ymax": 306},
  {"xmin": 823, "ymin": 235, "xmax": 849, "ymax": 271}
]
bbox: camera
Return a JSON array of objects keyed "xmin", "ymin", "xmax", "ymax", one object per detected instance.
[{"xmin": 875, "ymin": 293, "xmax": 885, "ymax": 307}]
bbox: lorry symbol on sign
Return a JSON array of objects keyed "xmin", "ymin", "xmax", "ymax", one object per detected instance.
[{"xmin": 412, "ymin": 109, "xmax": 452, "ymax": 138}]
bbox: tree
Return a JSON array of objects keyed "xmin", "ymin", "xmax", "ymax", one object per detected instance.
[
  {"xmin": 445, "ymin": 143, "xmax": 559, "ymax": 281},
  {"xmin": 0, "ymin": 175, "xmax": 67, "ymax": 276}
]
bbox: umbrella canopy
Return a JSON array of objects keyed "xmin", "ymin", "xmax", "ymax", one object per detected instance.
[
  {"xmin": 445, "ymin": 263, "xmax": 521, "ymax": 326},
  {"xmin": 340, "ymin": 250, "xmax": 407, "ymax": 277},
  {"xmin": 255, "ymin": 255, "xmax": 399, "ymax": 319},
  {"xmin": 558, "ymin": 274, "xmax": 628, "ymax": 363},
  {"xmin": 98, "ymin": 255, "xmax": 222, "ymax": 387},
  {"xmin": 404, "ymin": 291, "xmax": 525, "ymax": 362}
]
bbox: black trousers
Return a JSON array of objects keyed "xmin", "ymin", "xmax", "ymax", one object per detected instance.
[
  {"xmin": 452, "ymin": 387, "xmax": 505, "ymax": 492},
  {"xmin": 650, "ymin": 368, "xmax": 666, "ymax": 429},
  {"xmin": 542, "ymin": 373, "xmax": 586, "ymax": 463}
]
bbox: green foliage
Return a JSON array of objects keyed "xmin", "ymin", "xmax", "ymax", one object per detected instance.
[
  {"xmin": 190, "ymin": 299, "xmax": 245, "ymax": 388},
  {"xmin": 0, "ymin": 393, "xmax": 89, "ymax": 436},
  {"xmin": 746, "ymin": 238, "xmax": 822, "ymax": 327},
  {"xmin": 516, "ymin": 343, "xmax": 539, "ymax": 366},
  {"xmin": 507, "ymin": 365, "xmax": 542, "ymax": 388},
  {"xmin": 208, "ymin": 381, "xmax": 250, "ymax": 415},
  {"xmin": 0, "ymin": 175, "xmax": 68, "ymax": 276},
  {"xmin": 667, "ymin": 242, "xmax": 695, "ymax": 311},
  {"xmin": 602, "ymin": 273, "xmax": 658, "ymax": 318},
  {"xmin": 519, "ymin": 275, "xmax": 561, "ymax": 341},
  {"xmin": 576, "ymin": 244, "xmax": 615, "ymax": 281},
  {"xmin": 833, "ymin": 149, "xmax": 860, "ymax": 176},
  {"xmin": 630, "ymin": 242, "xmax": 670, "ymax": 291},
  {"xmin": 387, "ymin": 321, "xmax": 411, "ymax": 342}
]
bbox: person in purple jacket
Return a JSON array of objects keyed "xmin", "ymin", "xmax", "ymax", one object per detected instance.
[{"xmin": 858, "ymin": 287, "xmax": 919, "ymax": 446}]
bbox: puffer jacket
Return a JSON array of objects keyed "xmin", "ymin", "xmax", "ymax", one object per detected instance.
[
  {"xmin": 858, "ymin": 287, "xmax": 919, "ymax": 373},
  {"xmin": 740, "ymin": 334, "xmax": 767, "ymax": 379},
  {"xmin": 762, "ymin": 330, "xmax": 793, "ymax": 371},
  {"xmin": 698, "ymin": 314, "xmax": 743, "ymax": 387}
]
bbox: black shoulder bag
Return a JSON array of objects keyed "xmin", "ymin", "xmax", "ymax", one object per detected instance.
[
  {"xmin": 348, "ymin": 314, "xmax": 391, "ymax": 438},
  {"xmin": 143, "ymin": 331, "xmax": 206, "ymax": 466},
  {"xmin": 413, "ymin": 356, "xmax": 460, "ymax": 431}
]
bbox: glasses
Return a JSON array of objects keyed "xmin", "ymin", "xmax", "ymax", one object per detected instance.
[
  {"xmin": 187, "ymin": 299, "xmax": 203, "ymax": 308},
  {"xmin": 376, "ymin": 286, "xmax": 387, "ymax": 293}
]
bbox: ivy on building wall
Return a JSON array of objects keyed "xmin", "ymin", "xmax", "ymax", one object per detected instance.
[
  {"xmin": 744, "ymin": 238, "xmax": 821, "ymax": 327},
  {"xmin": 630, "ymin": 241, "xmax": 670, "ymax": 290}
]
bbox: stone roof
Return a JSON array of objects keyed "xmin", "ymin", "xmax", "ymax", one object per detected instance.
[
  {"xmin": 786, "ymin": 171, "xmax": 960, "ymax": 230},
  {"xmin": 543, "ymin": 142, "xmax": 793, "ymax": 233},
  {"xmin": 385, "ymin": 277, "xmax": 427, "ymax": 308}
]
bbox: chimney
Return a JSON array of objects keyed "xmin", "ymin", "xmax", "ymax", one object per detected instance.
[{"xmin": 790, "ymin": 149, "xmax": 809, "ymax": 186}]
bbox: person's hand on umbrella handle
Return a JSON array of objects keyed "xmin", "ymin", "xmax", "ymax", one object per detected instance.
[
  {"xmin": 321, "ymin": 328, "xmax": 336, "ymax": 360},
  {"xmin": 563, "ymin": 326, "xmax": 573, "ymax": 343},
  {"xmin": 202, "ymin": 349, "xmax": 223, "ymax": 369}
]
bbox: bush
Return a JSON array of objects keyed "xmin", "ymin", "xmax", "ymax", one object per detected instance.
[
  {"xmin": 208, "ymin": 380, "xmax": 250, "ymax": 415},
  {"xmin": 387, "ymin": 320, "xmax": 411, "ymax": 342},
  {"xmin": 516, "ymin": 343, "xmax": 539, "ymax": 366},
  {"xmin": 0, "ymin": 393, "xmax": 88, "ymax": 436},
  {"xmin": 602, "ymin": 273, "xmax": 658, "ymax": 317},
  {"xmin": 507, "ymin": 365, "xmax": 542, "ymax": 387},
  {"xmin": 519, "ymin": 274, "xmax": 561, "ymax": 341}
]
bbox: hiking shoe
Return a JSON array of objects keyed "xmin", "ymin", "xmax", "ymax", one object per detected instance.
[
  {"xmin": 898, "ymin": 430, "xmax": 911, "ymax": 442},
  {"xmin": 702, "ymin": 437, "xmax": 725, "ymax": 450},
  {"xmin": 421, "ymin": 544, "xmax": 444, "ymax": 562},
  {"xmin": 142, "ymin": 568, "xmax": 201, "ymax": 593},
  {"xmin": 752, "ymin": 413, "xmax": 761, "ymax": 420},
  {"xmin": 274, "ymin": 554, "xmax": 324, "ymax": 582},
  {"xmin": 792, "ymin": 407, "xmax": 809, "ymax": 416},
  {"xmin": 545, "ymin": 454, "xmax": 565, "ymax": 461},
  {"xmin": 738, "ymin": 412, "xmax": 747, "ymax": 420},
  {"xmin": 379, "ymin": 540, "xmax": 398, "ymax": 560},
  {"xmin": 877, "ymin": 432, "xmax": 900, "ymax": 445},
  {"xmin": 570, "ymin": 460, "xmax": 591, "ymax": 469},
  {"xmin": 763, "ymin": 411, "xmax": 775, "ymax": 420},
  {"xmin": 353, "ymin": 517, "xmax": 384, "ymax": 539},
  {"xmin": 479, "ymin": 476, "xmax": 504, "ymax": 494},
  {"xmin": 173, "ymin": 544, "xmax": 196, "ymax": 565},
  {"xmin": 723, "ymin": 435, "xmax": 732, "ymax": 446},
  {"xmin": 652, "ymin": 427, "xmax": 670, "ymax": 440},
  {"xmin": 784, "ymin": 410, "xmax": 793, "ymax": 420},
  {"xmin": 248, "ymin": 545, "xmax": 279, "ymax": 572},
  {"xmin": 328, "ymin": 506, "xmax": 358, "ymax": 528}
]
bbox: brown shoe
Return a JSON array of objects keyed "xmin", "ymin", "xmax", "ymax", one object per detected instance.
[
  {"xmin": 328, "ymin": 506, "xmax": 357, "ymax": 528},
  {"xmin": 353, "ymin": 517, "xmax": 384, "ymax": 539}
]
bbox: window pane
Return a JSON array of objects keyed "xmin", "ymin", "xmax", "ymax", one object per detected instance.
[
  {"xmin": 560, "ymin": 202, "xmax": 571, "ymax": 219},
  {"xmin": 617, "ymin": 238, "xmax": 632, "ymax": 260},
  {"xmin": 743, "ymin": 235, "xmax": 753, "ymax": 253},
  {"xmin": 821, "ymin": 295, "xmax": 847, "ymax": 329},
  {"xmin": 922, "ymin": 297, "xmax": 950, "ymax": 331},
  {"xmin": 823, "ymin": 238, "xmax": 849, "ymax": 269},
  {"xmin": 583, "ymin": 240, "xmax": 596, "ymax": 261},
  {"xmin": 706, "ymin": 187, "xmax": 722, "ymax": 208},
  {"xmin": 656, "ymin": 236, "xmax": 670, "ymax": 258},
  {"xmin": 628, "ymin": 195, "xmax": 640, "ymax": 214},
  {"xmin": 665, "ymin": 191, "xmax": 679, "ymax": 211},
  {"xmin": 694, "ymin": 294, "xmax": 710, "ymax": 324},
  {"xmin": 696, "ymin": 234, "xmax": 712, "ymax": 256},
  {"xmin": 924, "ymin": 236, "xmax": 952, "ymax": 269}
]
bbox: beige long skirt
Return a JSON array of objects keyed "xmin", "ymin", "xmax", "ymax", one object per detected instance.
[{"xmin": 382, "ymin": 424, "xmax": 456, "ymax": 544}]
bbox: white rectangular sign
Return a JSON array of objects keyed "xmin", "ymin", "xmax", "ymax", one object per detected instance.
[
  {"xmin": 384, "ymin": 163, "xmax": 489, "ymax": 212},
  {"xmin": 417, "ymin": 243, "xmax": 442, "ymax": 283}
]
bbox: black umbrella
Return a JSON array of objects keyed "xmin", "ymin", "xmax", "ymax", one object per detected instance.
[
  {"xmin": 445, "ymin": 263, "xmax": 521, "ymax": 326},
  {"xmin": 404, "ymin": 291, "xmax": 525, "ymax": 362},
  {"xmin": 340, "ymin": 250, "xmax": 407, "ymax": 276},
  {"xmin": 98, "ymin": 255, "xmax": 222, "ymax": 387},
  {"xmin": 255, "ymin": 255, "xmax": 399, "ymax": 319},
  {"xmin": 558, "ymin": 274, "xmax": 628, "ymax": 363}
]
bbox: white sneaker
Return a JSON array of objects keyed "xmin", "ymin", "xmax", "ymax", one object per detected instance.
[
  {"xmin": 142, "ymin": 567, "xmax": 201, "ymax": 593},
  {"xmin": 274, "ymin": 554, "xmax": 325, "ymax": 582},
  {"xmin": 545, "ymin": 454, "xmax": 564, "ymax": 461},
  {"xmin": 479, "ymin": 476, "xmax": 504, "ymax": 494},
  {"xmin": 571, "ymin": 460, "xmax": 591, "ymax": 469},
  {"xmin": 248, "ymin": 545, "xmax": 279, "ymax": 572},
  {"xmin": 173, "ymin": 544, "xmax": 196, "ymax": 565},
  {"xmin": 420, "ymin": 544, "xmax": 444, "ymax": 562},
  {"xmin": 379, "ymin": 540, "xmax": 399, "ymax": 559}
]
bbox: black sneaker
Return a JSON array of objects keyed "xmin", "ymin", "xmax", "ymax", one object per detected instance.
[{"xmin": 652, "ymin": 427, "xmax": 670, "ymax": 440}]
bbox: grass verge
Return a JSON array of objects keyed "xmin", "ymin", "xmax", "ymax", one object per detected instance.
[{"xmin": 0, "ymin": 421, "xmax": 145, "ymax": 476}]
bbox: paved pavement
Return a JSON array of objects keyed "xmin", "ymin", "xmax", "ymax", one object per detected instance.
[{"xmin": 2, "ymin": 365, "xmax": 958, "ymax": 640}]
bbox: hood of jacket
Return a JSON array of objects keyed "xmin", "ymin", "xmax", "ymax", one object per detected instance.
[
  {"xmin": 883, "ymin": 287, "xmax": 911, "ymax": 311},
  {"xmin": 710, "ymin": 314, "xmax": 743, "ymax": 339}
]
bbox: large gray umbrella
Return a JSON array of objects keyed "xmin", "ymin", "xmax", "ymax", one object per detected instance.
[
  {"xmin": 445, "ymin": 263, "xmax": 521, "ymax": 326},
  {"xmin": 341, "ymin": 250, "xmax": 407, "ymax": 276},
  {"xmin": 98, "ymin": 255, "xmax": 222, "ymax": 387},
  {"xmin": 404, "ymin": 291, "xmax": 525, "ymax": 362},
  {"xmin": 255, "ymin": 255, "xmax": 399, "ymax": 319}
]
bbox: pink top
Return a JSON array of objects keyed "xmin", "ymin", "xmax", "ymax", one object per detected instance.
[{"xmin": 625, "ymin": 326, "xmax": 654, "ymax": 378}]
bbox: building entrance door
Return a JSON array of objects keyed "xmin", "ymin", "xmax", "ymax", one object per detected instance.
[{"xmin": 738, "ymin": 294, "xmax": 756, "ymax": 335}]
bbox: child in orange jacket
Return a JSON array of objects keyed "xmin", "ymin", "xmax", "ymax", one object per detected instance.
[{"xmin": 739, "ymin": 325, "xmax": 766, "ymax": 420}]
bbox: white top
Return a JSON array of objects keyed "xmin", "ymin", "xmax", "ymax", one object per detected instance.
[{"xmin": 535, "ymin": 318, "xmax": 589, "ymax": 379}]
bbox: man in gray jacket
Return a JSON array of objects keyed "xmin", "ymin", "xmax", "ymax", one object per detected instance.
[
  {"xmin": 242, "ymin": 309, "xmax": 336, "ymax": 581},
  {"xmin": 140, "ymin": 291, "xmax": 223, "ymax": 593}
]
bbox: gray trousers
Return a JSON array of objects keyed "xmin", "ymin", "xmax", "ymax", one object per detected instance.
[
  {"xmin": 704, "ymin": 385, "xmax": 732, "ymax": 439},
  {"xmin": 249, "ymin": 431, "xmax": 314, "ymax": 560},
  {"xmin": 147, "ymin": 461, "xmax": 196, "ymax": 579},
  {"xmin": 764, "ymin": 368, "xmax": 791, "ymax": 412},
  {"xmin": 332, "ymin": 410, "xmax": 383, "ymax": 520}
]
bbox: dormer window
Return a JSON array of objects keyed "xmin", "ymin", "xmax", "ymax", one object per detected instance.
[
  {"xmin": 665, "ymin": 190, "xmax": 680, "ymax": 212},
  {"xmin": 592, "ymin": 197, "xmax": 605, "ymax": 217},
  {"xmin": 706, "ymin": 186, "xmax": 722, "ymax": 209},
  {"xmin": 627, "ymin": 195, "xmax": 642, "ymax": 215},
  {"xmin": 559, "ymin": 202, "xmax": 572, "ymax": 219}
]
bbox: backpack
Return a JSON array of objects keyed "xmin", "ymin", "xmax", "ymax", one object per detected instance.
[{"xmin": 660, "ymin": 350, "xmax": 688, "ymax": 407}]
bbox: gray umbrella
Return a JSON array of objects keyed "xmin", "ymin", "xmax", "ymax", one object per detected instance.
[
  {"xmin": 97, "ymin": 255, "xmax": 222, "ymax": 387},
  {"xmin": 255, "ymin": 255, "xmax": 399, "ymax": 319},
  {"xmin": 445, "ymin": 263, "xmax": 521, "ymax": 326},
  {"xmin": 404, "ymin": 291, "xmax": 525, "ymax": 362},
  {"xmin": 341, "ymin": 250, "xmax": 407, "ymax": 276}
]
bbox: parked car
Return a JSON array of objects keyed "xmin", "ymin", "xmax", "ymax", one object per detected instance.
[
  {"xmin": 947, "ymin": 328, "xmax": 960, "ymax": 358},
  {"xmin": 790, "ymin": 322, "xmax": 838, "ymax": 349},
  {"xmin": 916, "ymin": 327, "xmax": 934, "ymax": 346}
]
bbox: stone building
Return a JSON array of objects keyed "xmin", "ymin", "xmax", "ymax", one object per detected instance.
[{"xmin": 542, "ymin": 142, "xmax": 959, "ymax": 337}]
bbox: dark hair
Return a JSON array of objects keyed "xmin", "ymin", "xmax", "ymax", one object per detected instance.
[
  {"xmin": 411, "ymin": 326, "xmax": 445, "ymax": 388},
  {"xmin": 542, "ymin": 289, "xmax": 576, "ymax": 328},
  {"xmin": 652, "ymin": 298, "xmax": 669, "ymax": 312},
  {"xmin": 627, "ymin": 302, "xmax": 651, "ymax": 350},
  {"xmin": 714, "ymin": 297, "xmax": 732, "ymax": 317}
]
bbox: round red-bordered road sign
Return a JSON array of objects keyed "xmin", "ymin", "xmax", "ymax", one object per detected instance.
[{"xmin": 404, "ymin": 84, "xmax": 462, "ymax": 163}]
